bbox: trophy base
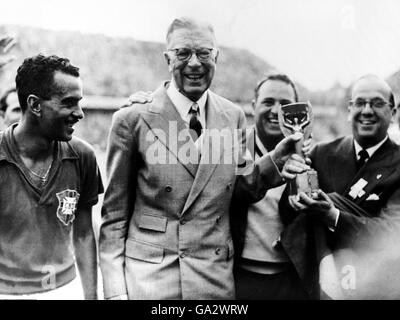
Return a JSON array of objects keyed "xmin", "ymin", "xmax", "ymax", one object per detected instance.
[{"xmin": 289, "ymin": 169, "xmax": 319, "ymax": 199}]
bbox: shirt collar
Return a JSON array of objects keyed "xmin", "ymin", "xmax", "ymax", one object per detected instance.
[
  {"xmin": 255, "ymin": 129, "xmax": 269, "ymax": 155},
  {"xmin": 167, "ymin": 78, "xmax": 207, "ymax": 121},
  {"xmin": 354, "ymin": 135, "xmax": 388, "ymax": 160}
]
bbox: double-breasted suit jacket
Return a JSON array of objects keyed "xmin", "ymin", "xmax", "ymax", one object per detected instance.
[{"xmin": 99, "ymin": 82, "xmax": 283, "ymax": 299}]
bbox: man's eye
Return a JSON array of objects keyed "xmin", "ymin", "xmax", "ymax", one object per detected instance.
[
  {"xmin": 371, "ymin": 99, "xmax": 385, "ymax": 108},
  {"xmin": 263, "ymin": 99, "xmax": 275, "ymax": 106},
  {"xmin": 197, "ymin": 51, "xmax": 211, "ymax": 59},
  {"xmin": 176, "ymin": 50, "xmax": 191, "ymax": 59},
  {"xmin": 354, "ymin": 100, "xmax": 366, "ymax": 107}
]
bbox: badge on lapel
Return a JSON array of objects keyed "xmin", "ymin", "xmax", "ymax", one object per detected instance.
[
  {"xmin": 56, "ymin": 189, "xmax": 80, "ymax": 226},
  {"xmin": 349, "ymin": 178, "xmax": 368, "ymax": 199}
]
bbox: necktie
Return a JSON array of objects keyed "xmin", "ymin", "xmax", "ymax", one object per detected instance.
[
  {"xmin": 189, "ymin": 103, "xmax": 203, "ymax": 141},
  {"xmin": 357, "ymin": 149, "xmax": 369, "ymax": 170}
]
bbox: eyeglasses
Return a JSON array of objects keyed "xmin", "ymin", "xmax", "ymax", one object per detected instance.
[
  {"xmin": 168, "ymin": 47, "xmax": 216, "ymax": 62},
  {"xmin": 262, "ymin": 98, "xmax": 293, "ymax": 107},
  {"xmin": 349, "ymin": 98, "xmax": 391, "ymax": 110}
]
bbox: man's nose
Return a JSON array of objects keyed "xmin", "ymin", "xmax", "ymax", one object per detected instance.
[
  {"xmin": 271, "ymin": 102, "xmax": 280, "ymax": 114},
  {"xmin": 72, "ymin": 104, "xmax": 84, "ymax": 119},
  {"xmin": 187, "ymin": 53, "xmax": 201, "ymax": 67},
  {"xmin": 361, "ymin": 102, "xmax": 374, "ymax": 114}
]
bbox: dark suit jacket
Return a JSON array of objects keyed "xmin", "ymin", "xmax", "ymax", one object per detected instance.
[
  {"xmin": 280, "ymin": 136, "xmax": 400, "ymax": 299},
  {"xmin": 99, "ymin": 82, "xmax": 284, "ymax": 299}
]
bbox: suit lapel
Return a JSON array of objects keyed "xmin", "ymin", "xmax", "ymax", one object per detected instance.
[
  {"xmin": 181, "ymin": 91, "xmax": 229, "ymax": 215},
  {"xmin": 140, "ymin": 83, "xmax": 198, "ymax": 178},
  {"xmin": 328, "ymin": 137, "xmax": 357, "ymax": 194},
  {"xmin": 344, "ymin": 138, "xmax": 399, "ymax": 202}
]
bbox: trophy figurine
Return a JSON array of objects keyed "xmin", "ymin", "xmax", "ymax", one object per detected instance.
[{"xmin": 278, "ymin": 101, "xmax": 319, "ymax": 199}]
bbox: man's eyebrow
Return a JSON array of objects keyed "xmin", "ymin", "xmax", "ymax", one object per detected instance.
[{"xmin": 61, "ymin": 96, "xmax": 82, "ymax": 103}]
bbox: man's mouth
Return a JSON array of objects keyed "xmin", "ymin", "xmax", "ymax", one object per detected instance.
[
  {"xmin": 66, "ymin": 120, "xmax": 79, "ymax": 130},
  {"xmin": 267, "ymin": 117, "xmax": 279, "ymax": 125},
  {"xmin": 358, "ymin": 119, "xmax": 377, "ymax": 125},
  {"xmin": 184, "ymin": 74, "xmax": 205, "ymax": 81}
]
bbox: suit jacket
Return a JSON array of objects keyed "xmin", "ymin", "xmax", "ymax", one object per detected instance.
[
  {"xmin": 99, "ymin": 82, "xmax": 283, "ymax": 299},
  {"xmin": 280, "ymin": 136, "xmax": 400, "ymax": 299}
]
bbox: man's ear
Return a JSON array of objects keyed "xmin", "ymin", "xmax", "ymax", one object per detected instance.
[
  {"xmin": 214, "ymin": 49, "xmax": 219, "ymax": 63},
  {"xmin": 251, "ymin": 98, "xmax": 256, "ymax": 109},
  {"xmin": 163, "ymin": 51, "xmax": 173, "ymax": 72},
  {"xmin": 27, "ymin": 95, "xmax": 41, "ymax": 116},
  {"xmin": 390, "ymin": 107, "xmax": 397, "ymax": 123}
]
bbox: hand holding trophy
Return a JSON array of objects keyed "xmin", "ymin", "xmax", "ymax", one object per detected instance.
[{"xmin": 278, "ymin": 101, "xmax": 319, "ymax": 199}]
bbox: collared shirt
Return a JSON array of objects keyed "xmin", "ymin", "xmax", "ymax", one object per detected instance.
[
  {"xmin": 354, "ymin": 135, "xmax": 388, "ymax": 161},
  {"xmin": 0, "ymin": 124, "xmax": 103, "ymax": 294},
  {"xmin": 167, "ymin": 78, "xmax": 207, "ymax": 129}
]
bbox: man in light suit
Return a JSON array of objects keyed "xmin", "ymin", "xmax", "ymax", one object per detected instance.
[
  {"xmin": 280, "ymin": 74, "xmax": 400, "ymax": 299},
  {"xmin": 99, "ymin": 17, "xmax": 306, "ymax": 300}
]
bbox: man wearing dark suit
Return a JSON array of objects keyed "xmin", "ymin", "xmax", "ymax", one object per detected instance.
[
  {"xmin": 281, "ymin": 74, "xmax": 400, "ymax": 299},
  {"xmin": 99, "ymin": 17, "xmax": 304, "ymax": 300}
]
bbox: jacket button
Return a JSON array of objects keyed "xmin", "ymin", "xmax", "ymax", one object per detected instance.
[
  {"xmin": 180, "ymin": 219, "xmax": 186, "ymax": 225},
  {"xmin": 165, "ymin": 185, "xmax": 172, "ymax": 192},
  {"xmin": 215, "ymin": 247, "xmax": 221, "ymax": 255},
  {"xmin": 216, "ymin": 216, "xmax": 221, "ymax": 224}
]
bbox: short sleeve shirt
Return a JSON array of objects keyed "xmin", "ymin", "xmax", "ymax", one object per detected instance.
[{"xmin": 0, "ymin": 124, "xmax": 104, "ymax": 294}]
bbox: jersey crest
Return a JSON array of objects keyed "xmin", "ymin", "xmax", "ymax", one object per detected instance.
[{"xmin": 56, "ymin": 189, "xmax": 80, "ymax": 226}]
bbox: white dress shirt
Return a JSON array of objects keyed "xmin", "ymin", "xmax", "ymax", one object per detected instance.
[{"xmin": 167, "ymin": 79, "xmax": 207, "ymax": 152}]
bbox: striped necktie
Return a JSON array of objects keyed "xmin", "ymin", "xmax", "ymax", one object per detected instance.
[{"xmin": 189, "ymin": 103, "xmax": 203, "ymax": 141}]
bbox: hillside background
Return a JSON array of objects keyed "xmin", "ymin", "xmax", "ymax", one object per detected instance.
[{"xmin": 1, "ymin": 24, "xmax": 399, "ymax": 149}]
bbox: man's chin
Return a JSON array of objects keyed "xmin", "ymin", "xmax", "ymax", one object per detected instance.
[{"xmin": 182, "ymin": 86, "xmax": 208, "ymax": 100}]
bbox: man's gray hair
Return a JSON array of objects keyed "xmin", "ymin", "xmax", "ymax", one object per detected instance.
[{"xmin": 166, "ymin": 17, "xmax": 216, "ymax": 47}]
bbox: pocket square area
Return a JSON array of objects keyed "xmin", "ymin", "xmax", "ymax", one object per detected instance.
[{"xmin": 366, "ymin": 193, "xmax": 380, "ymax": 201}]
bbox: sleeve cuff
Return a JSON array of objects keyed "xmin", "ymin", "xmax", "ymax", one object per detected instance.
[{"xmin": 328, "ymin": 208, "xmax": 340, "ymax": 232}]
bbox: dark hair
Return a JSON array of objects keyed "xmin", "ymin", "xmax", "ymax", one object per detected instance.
[
  {"xmin": 254, "ymin": 74, "xmax": 299, "ymax": 102},
  {"xmin": 15, "ymin": 54, "xmax": 79, "ymax": 112},
  {"xmin": 166, "ymin": 17, "xmax": 216, "ymax": 47},
  {"xmin": 0, "ymin": 87, "xmax": 17, "ymax": 112}
]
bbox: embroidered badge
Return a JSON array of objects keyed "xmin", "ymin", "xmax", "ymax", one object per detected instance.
[{"xmin": 56, "ymin": 189, "xmax": 80, "ymax": 226}]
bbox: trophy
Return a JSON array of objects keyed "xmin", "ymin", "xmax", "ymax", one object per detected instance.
[{"xmin": 278, "ymin": 101, "xmax": 319, "ymax": 199}]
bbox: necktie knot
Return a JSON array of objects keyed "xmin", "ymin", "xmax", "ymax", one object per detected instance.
[{"xmin": 189, "ymin": 103, "xmax": 202, "ymax": 141}]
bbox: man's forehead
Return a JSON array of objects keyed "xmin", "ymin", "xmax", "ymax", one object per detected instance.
[
  {"xmin": 52, "ymin": 71, "xmax": 82, "ymax": 97},
  {"xmin": 167, "ymin": 27, "xmax": 216, "ymax": 48},
  {"xmin": 352, "ymin": 77, "xmax": 392, "ymax": 99},
  {"xmin": 258, "ymin": 80, "xmax": 295, "ymax": 98}
]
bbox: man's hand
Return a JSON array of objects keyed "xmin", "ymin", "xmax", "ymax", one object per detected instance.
[
  {"xmin": 281, "ymin": 153, "xmax": 310, "ymax": 180},
  {"xmin": 121, "ymin": 91, "xmax": 153, "ymax": 108},
  {"xmin": 271, "ymin": 132, "xmax": 306, "ymax": 170},
  {"xmin": 0, "ymin": 36, "xmax": 16, "ymax": 69},
  {"xmin": 289, "ymin": 190, "xmax": 339, "ymax": 230}
]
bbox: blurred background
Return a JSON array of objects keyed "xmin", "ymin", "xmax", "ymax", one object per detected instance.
[{"xmin": 2, "ymin": 0, "xmax": 400, "ymax": 155}]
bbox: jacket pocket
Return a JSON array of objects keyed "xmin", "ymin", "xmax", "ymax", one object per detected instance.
[
  {"xmin": 139, "ymin": 214, "xmax": 167, "ymax": 232},
  {"xmin": 125, "ymin": 238, "xmax": 164, "ymax": 264}
]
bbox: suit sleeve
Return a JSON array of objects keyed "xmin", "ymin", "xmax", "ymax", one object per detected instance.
[
  {"xmin": 234, "ymin": 110, "xmax": 284, "ymax": 203},
  {"xmin": 99, "ymin": 110, "xmax": 138, "ymax": 299},
  {"xmin": 334, "ymin": 187, "xmax": 400, "ymax": 251}
]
